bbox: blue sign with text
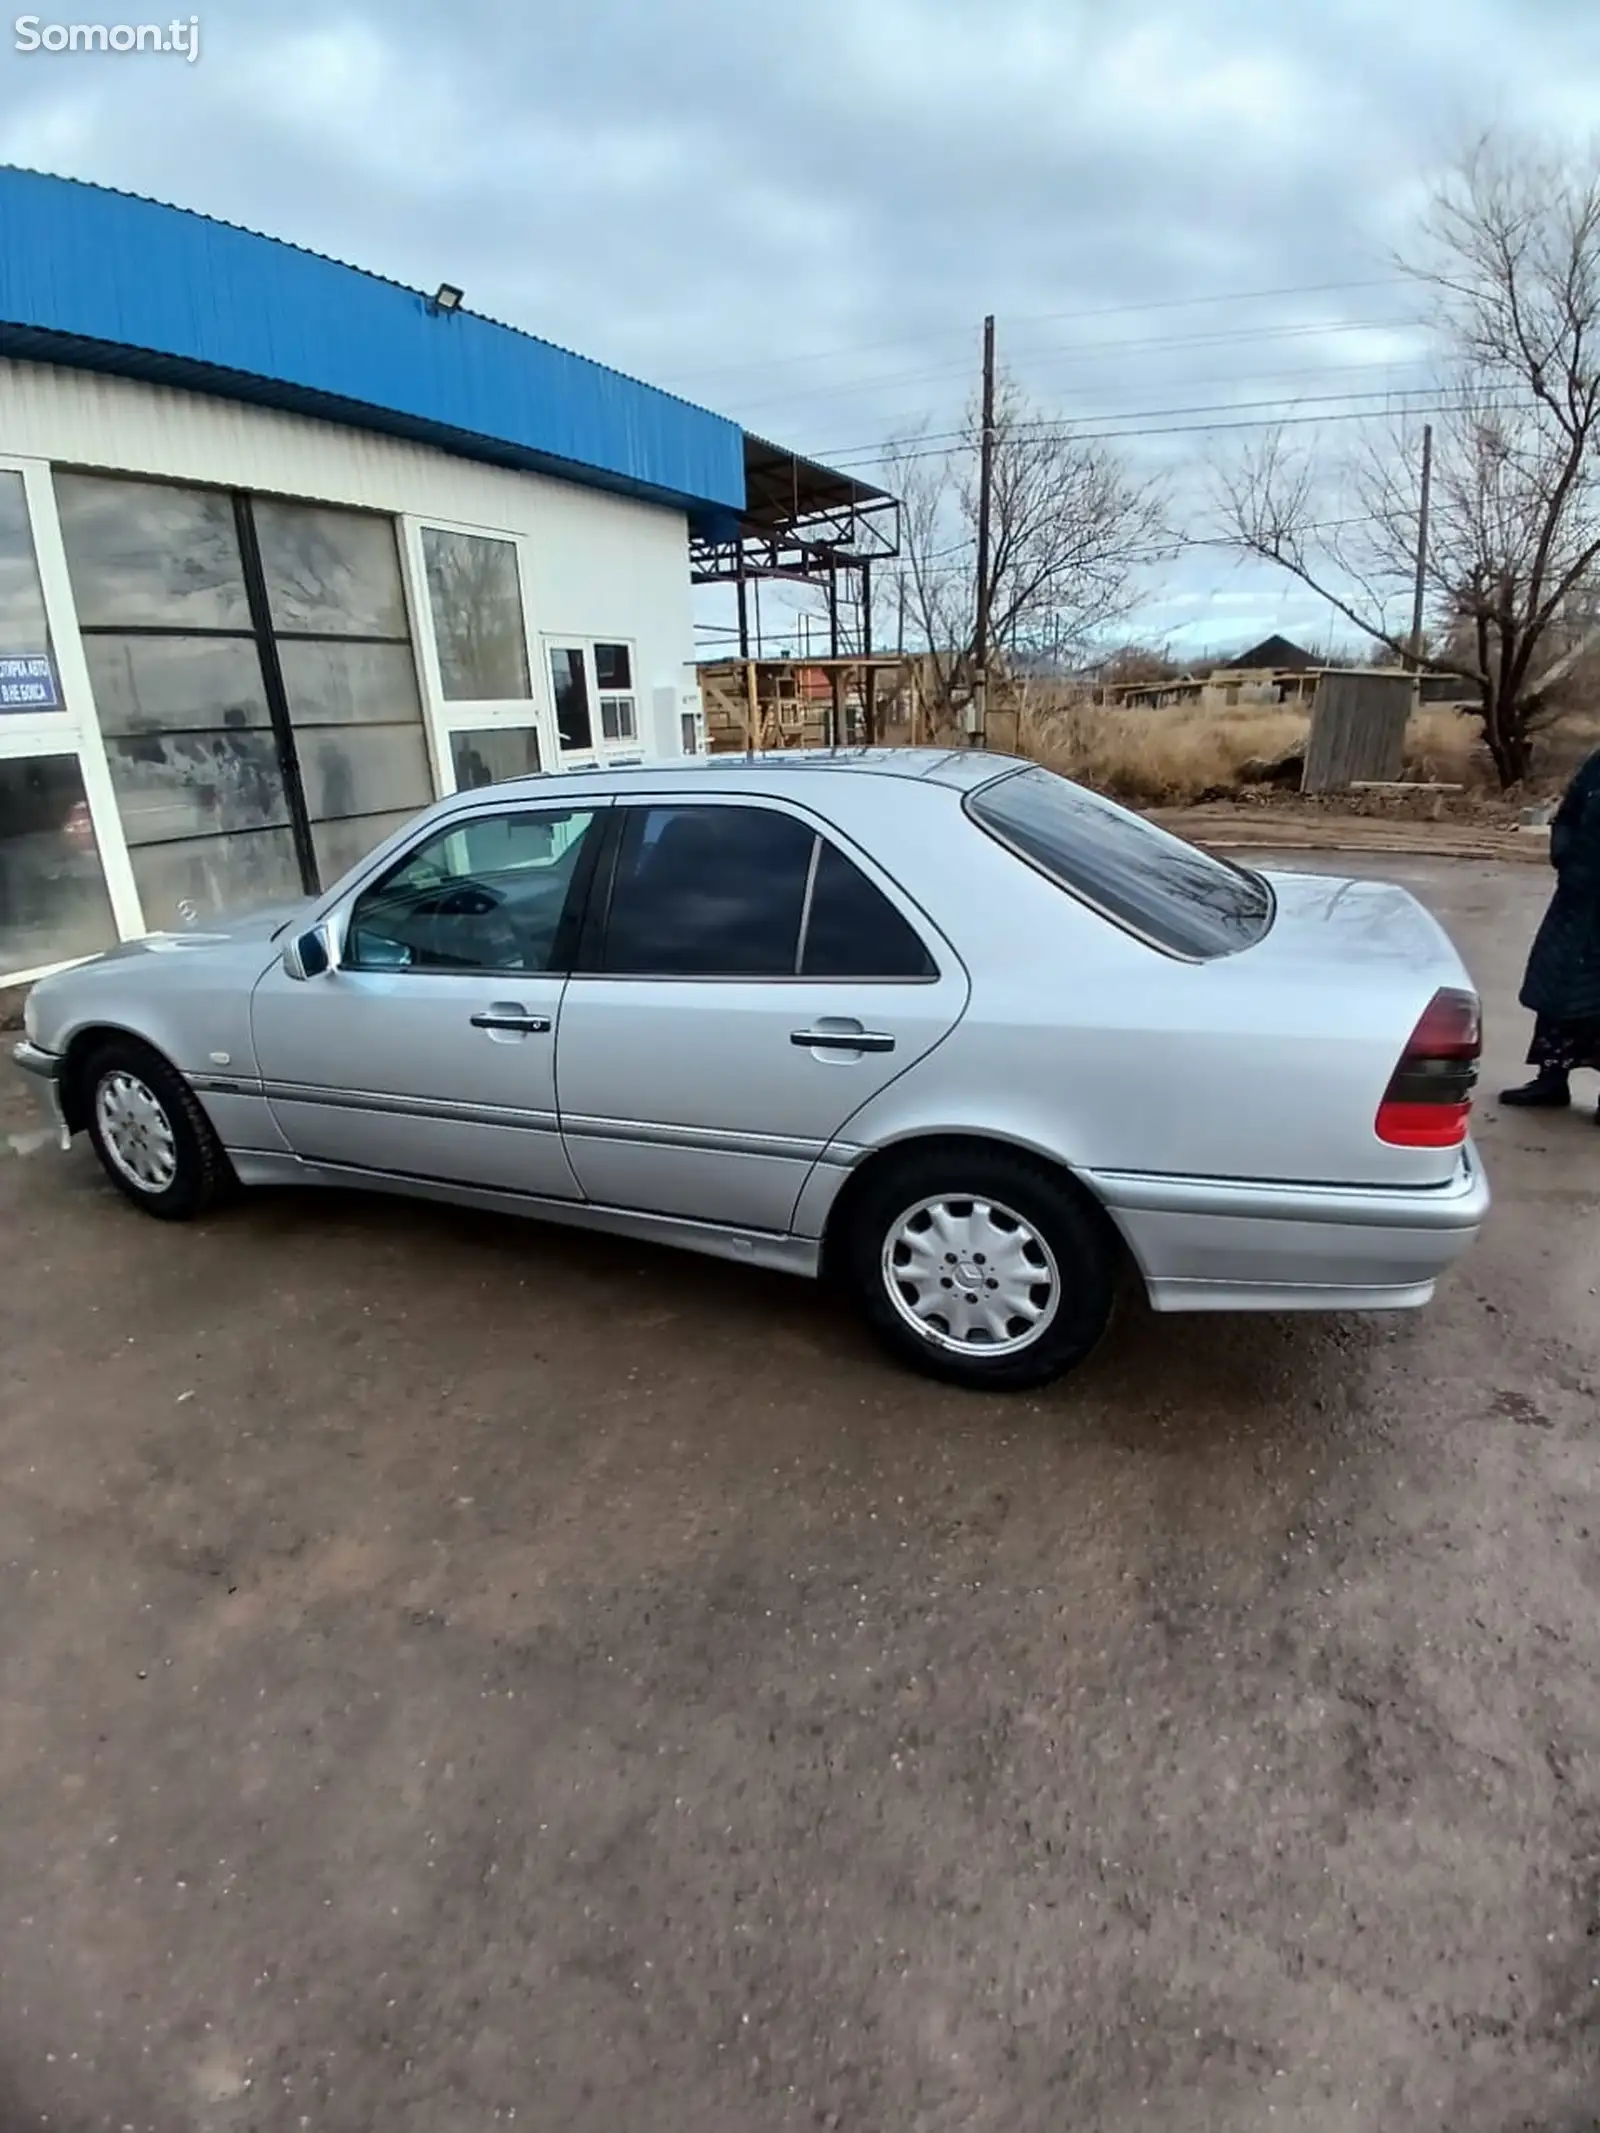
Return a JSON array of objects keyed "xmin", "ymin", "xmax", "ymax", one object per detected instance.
[{"xmin": 0, "ymin": 654, "xmax": 59, "ymax": 711}]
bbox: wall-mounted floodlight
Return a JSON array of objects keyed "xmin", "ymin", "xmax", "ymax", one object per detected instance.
[{"xmin": 429, "ymin": 283, "xmax": 465, "ymax": 315}]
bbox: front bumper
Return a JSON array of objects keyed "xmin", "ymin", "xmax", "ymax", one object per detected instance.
[
  {"xmin": 11, "ymin": 1039, "xmax": 70, "ymax": 1150},
  {"xmin": 1089, "ymin": 1141, "xmax": 1492, "ymax": 1313}
]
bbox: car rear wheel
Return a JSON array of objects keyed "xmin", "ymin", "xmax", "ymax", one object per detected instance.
[
  {"xmin": 842, "ymin": 1147, "xmax": 1117, "ymax": 1391},
  {"xmin": 83, "ymin": 1039, "xmax": 233, "ymax": 1221}
]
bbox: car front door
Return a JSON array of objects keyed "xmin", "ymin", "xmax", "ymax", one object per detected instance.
[
  {"xmin": 250, "ymin": 800, "xmax": 606, "ymax": 1198},
  {"xmin": 554, "ymin": 798, "xmax": 969, "ymax": 1232}
]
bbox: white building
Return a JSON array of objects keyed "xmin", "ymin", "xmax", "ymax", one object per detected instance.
[{"xmin": 0, "ymin": 169, "xmax": 772, "ymax": 988}]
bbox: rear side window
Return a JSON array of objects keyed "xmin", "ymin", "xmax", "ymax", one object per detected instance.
[
  {"xmin": 599, "ymin": 803, "xmax": 938, "ymax": 979},
  {"xmin": 967, "ymin": 765, "xmax": 1273, "ymax": 959},
  {"xmin": 603, "ymin": 804, "xmax": 815, "ymax": 975},
  {"xmin": 801, "ymin": 840, "xmax": 936, "ymax": 979}
]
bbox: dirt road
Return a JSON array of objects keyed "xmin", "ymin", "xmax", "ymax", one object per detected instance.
[{"xmin": 2, "ymin": 855, "xmax": 1598, "ymax": 2133}]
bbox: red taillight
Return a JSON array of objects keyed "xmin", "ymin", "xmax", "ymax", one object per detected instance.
[{"xmin": 1375, "ymin": 987, "xmax": 1481, "ymax": 1147}]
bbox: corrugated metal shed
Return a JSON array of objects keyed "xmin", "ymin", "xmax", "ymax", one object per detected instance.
[{"xmin": 0, "ymin": 167, "xmax": 745, "ymax": 530}]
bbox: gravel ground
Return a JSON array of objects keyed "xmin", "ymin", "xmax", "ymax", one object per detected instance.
[{"xmin": 2, "ymin": 854, "xmax": 1598, "ymax": 2133}]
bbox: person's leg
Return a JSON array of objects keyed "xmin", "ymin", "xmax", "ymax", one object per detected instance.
[{"xmin": 1500, "ymin": 1016, "xmax": 1573, "ymax": 1106}]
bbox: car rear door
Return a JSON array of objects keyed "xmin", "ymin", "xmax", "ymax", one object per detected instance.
[
  {"xmin": 250, "ymin": 799, "xmax": 606, "ymax": 1198},
  {"xmin": 553, "ymin": 796, "xmax": 969, "ymax": 1232}
]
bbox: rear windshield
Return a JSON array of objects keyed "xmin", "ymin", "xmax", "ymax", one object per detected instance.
[{"xmin": 966, "ymin": 765, "xmax": 1273, "ymax": 959}]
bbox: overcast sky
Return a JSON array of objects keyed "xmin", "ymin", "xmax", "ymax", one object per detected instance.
[{"xmin": 3, "ymin": 0, "xmax": 1599, "ymax": 658}]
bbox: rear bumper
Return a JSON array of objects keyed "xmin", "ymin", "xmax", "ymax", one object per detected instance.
[
  {"xmin": 1088, "ymin": 1141, "xmax": 1491, "ymax": 1313},
  {"xmin": 11, "ymin": 1039, "xmax": 70, "ymax": 1150}
]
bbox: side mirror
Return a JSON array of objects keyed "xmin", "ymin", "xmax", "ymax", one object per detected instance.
[{"xmin": 282, "ymin": 919, "xmax": 340, "ymax": 982}]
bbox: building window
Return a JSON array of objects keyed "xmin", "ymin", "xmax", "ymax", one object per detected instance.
[
  {"xmin": 450, "ymin": 725, "xmax": 542, "ymax": 791},
  {"xmin": 594, "ymin": 642, "xmax": 636, "ymax": 743},
  {"xmin": 0, "ymin": 753, "xmax": 118, "ymax": 974},
  {"xmin": 57, "ymin": 472, "xmax": 432, "ymax": 925},
  {"xmin": 254, "ymin": 498, "xmax": 434, "ymax": 887},
  {"xmin": 548, "ymin": 641, "xmax": 639, "ymax": 754},
  {"xmin": 548, "ymin": 646, "xmax": 593, "ymax": 753},
  {"xmin": 0, "ymin": 471, "xmax": 62, "ymax": 712},
  {"xmin": 420, "ymin": 529, "xmax": 532, "ymax": 703}
]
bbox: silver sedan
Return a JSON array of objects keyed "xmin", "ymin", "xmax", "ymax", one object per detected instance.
[{"xmin": 13, "ymin": 751, "xmax": 1490, "ymax": 1390}]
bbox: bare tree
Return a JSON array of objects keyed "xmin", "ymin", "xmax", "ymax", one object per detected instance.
[
  {"xmin": 1217, "ymin": 137, "xmax": 1600, "ymax": 786},
  {"xmin": 885, "ymin": 376, "xmax": 1162, "ymax": 715}
]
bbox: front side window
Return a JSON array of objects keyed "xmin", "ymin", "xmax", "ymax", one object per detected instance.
[
  {"xmin": 422, "ymin": 529, "xmax": 532, "ymax": 703},
  {"xmin": 966, "ymin": 764, "xmax": 1273, "ymax": 959},
  {"xmin": 347, "ymin": 807, "xmax": 597, "ymax": 974},
  {"xmin": 599, "ymin": 805, "xmax": 937, "ymax": 980}
]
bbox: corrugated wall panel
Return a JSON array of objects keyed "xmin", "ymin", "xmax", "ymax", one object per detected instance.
[{"xmin": 0, "ymin": 168, "xmax": 745, "ymax": 521}]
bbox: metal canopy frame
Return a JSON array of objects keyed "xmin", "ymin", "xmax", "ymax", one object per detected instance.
[
  {"xmin": 691, "ymin": 434, "xmax": 899, "ymax": 587},
  {"xmin": 691, "ymin": 433, "xmax": 900, "ymax": 663}
]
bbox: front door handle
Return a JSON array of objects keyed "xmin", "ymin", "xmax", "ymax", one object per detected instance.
[
  {"xmin": 791, "ymin": 1027, "xmax": 896, "ymax": 1054},
  {"xmin": 471, "ymin": 1005, "xmax": 551, "ymax": 1035}
]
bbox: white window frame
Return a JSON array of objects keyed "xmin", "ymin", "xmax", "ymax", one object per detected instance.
[
  {"xmin": 400, "ymin": 516, "xmax": 556, "ymax": 795},
  {"xmin": 0, "ymin": 453, "xmax": 144, "ymax": 985},
  {"xmin": 541, "ymin": 634, "xmax": 643, "ymax": 768}
]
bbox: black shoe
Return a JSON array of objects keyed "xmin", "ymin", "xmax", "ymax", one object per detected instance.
[{"xmin": 1500, "ymin": 1074, "xmax": 1572, "ymax": 1108}]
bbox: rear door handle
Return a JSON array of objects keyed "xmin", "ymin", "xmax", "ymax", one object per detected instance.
[
  {"xmin": 791, "ymin": 1027, "xmax": 896, "ymax": 1054},
  {"xmin": 471, "ymin": 1006, "xmax": 551, "ymax": 1035}
]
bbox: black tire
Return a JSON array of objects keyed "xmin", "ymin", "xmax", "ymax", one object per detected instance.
[
  {"xmin": 841, "ymin": 1145, "xmax": 1117, "ymax": 1392},
  {"xmin": 81, "ymin": 1037, "xmax": 234, "ymax": 1222}
]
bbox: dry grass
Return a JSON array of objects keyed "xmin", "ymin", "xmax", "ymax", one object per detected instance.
[
  {"xmin": 1019, "ymin": 697, "xmax": 1595, "ymax": 806},
  {"xmin": 1025, "ymin": 702, "xmax": 1308, "ymax": 805}
]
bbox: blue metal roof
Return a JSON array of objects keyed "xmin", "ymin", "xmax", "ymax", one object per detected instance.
[{"xmin": 0, "ymin": 168, "xmax": 746, "ymax": 532}]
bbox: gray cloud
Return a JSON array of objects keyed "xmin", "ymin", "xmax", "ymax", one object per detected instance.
[{"xmin": 3, "ymin": 0, "xmax": 1599, "ymax": 651}]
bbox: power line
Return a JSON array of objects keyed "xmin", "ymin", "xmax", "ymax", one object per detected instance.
[
  {"xmin": 727, "ymin": 316, "xmax": 1427, "ymax": 418},
  {"xmin": 840, "ymin": 392, "xmax": 1516, "ymax": 471},
  {"xmin": 662, "ymin": 276, "xmax": 1408, "ymax": 391},
  {"xmin": 812, "ymin": 376, "xmax": 1456, "ymax": 470},
  {"xmin": 818, "ymin": 385, "xmax": 1501, "ymax": 473}
]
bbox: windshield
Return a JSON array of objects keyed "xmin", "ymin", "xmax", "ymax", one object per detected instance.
[{"xmin": 966, "ymin": 765, "xmax": 1274, "ymax": 960}]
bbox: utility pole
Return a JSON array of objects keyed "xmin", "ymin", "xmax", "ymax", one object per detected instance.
[
  {"xmin": 971, "ymin": 312, "xmax": 997, "ymax": 747},
  {"xmin": 1408, "ymin": 421, "xmax": 1433, "ymax": 671}
]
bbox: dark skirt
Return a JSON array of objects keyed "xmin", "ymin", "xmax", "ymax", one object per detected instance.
[{"xmin": 1529, "ymin": 1014, "xmax": 1600, "ymax": 1072}]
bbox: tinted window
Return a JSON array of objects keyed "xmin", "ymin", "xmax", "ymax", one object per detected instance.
[
  {"xmin": 801, "ymin": 839, "xmax": 936, "ymax": 978},
  {"xmin": 603, "ymin": 805, "xmax": 814, "ymax": 976},
  {"xmin": 967, "ymin": 766, "xmax": 1273, "ymax": 959},
  {"xmin": 348, "ymin": 808, "xmax": 596, "ymax": 973}
]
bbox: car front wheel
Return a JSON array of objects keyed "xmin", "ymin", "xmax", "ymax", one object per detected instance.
[
  {"xmin": 843, "ymin": 1147, "xmax": 1117, "ymax": 1391},
  {"xmin": 82, "ymin": 1039, "xmax": 233, "ymax": 1221}
]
